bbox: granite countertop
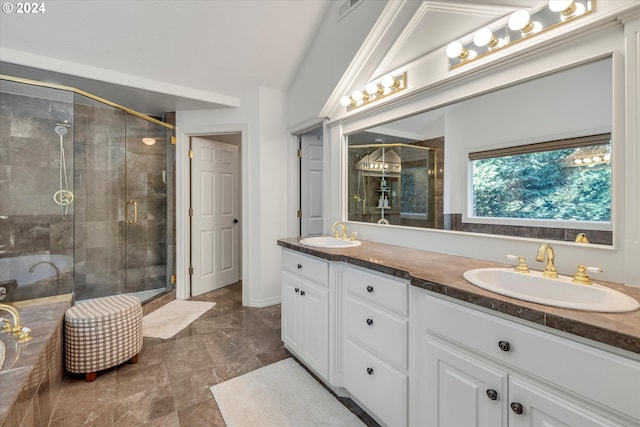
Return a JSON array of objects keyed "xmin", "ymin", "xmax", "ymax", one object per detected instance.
[{"xmin": 277, "ymin": 237, "xmax": 640, "ymax": 356}]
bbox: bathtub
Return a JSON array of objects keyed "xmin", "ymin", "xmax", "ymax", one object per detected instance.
[{"xmin": 0, "ymin": 254, "xmax": 74, "ymax": 302}]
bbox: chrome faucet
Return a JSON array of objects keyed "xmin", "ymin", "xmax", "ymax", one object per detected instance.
[
  {"xmin": 0, "ymin": 303, "xmax": 31, "ymax": 341},
  {"xmin": 28, "ymin": 261, "xmax": 61, "ymax": 280},
  {"xmin": 535, "ymin": 243, "xmax": 558, "ymax": 278},
  {"xmin": 330, "ymin": 221, "xmax": 348, "ymax": 240}
]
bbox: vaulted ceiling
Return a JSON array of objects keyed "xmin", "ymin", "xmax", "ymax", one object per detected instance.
[{"xmin": 0, "ymin": 0, "xmax": 535, "ymax": 116}]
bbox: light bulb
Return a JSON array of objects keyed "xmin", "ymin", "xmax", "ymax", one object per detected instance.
[
  {"xmin": 592, "ymin": 156, "xmax": 602, "ymax": 162},
  {"xmin": 583, "ymin": 157, "xmax": 593, "ymax": 164},
  {"xmin": 446, "ymin": 41, "xmax": 467, "ymax": 59},
  {"xmin": 604, "ymin": 153, "xmax": 611, "ymax": 161},
  {"xmin": 473, "ymin": 28, "xmax": 498, "ymax": 48},
  {"xmin": 366, "ymin": 82, "xmax": 380, "ymax": 95},
  {"xmin": 142, "ymin": 137, "xmax": 156, "ymax": 146},
  {"xmin": 548, "ymin": 0, "xmax": 574, "ymax": 13},
  {"xmin": 340, "ymin": 96, "xmax": 352, "ymax": 107},
  {"xmin": 351, "ymin": 90, "xmax": 365, "ymax": 102},
  {"xmin": 574, "ymin": 159, "xmax": 583, "ymax": 165},
  {"xmin": 380, "ymin": 75, "xmax": 396, "ymax": 88},
  {"xmin": 508, "ymin": 9, "xmax": 532, "ymax": 32}
]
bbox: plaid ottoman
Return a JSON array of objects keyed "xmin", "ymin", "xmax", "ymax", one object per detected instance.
[{"xmin": 64, "ymin": 294, "xmax": 143, "ymax": 381}]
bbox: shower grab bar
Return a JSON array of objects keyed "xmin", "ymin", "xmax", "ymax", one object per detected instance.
[{"xmin": 126, "ymin": 200, "xmax": 138, "ymax": 224}]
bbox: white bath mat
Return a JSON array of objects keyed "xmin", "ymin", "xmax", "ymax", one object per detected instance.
[
  {"xmin": 210, "ymin": 358, "xmax": 364, "ymax": 427},
  {"xmin": 142, "ymin": 300, "xmax": 215, "ymax": 339}
]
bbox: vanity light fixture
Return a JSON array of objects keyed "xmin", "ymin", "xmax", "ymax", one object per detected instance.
[
  {"xmin": 142, "ymin": 137, "xmax": 157, "ymax": 146},
  {"xmin": 340, "ymin": 72, "xmax": 407, "ymax": 111},
  {"xmin": 446, "ymin": 0, "xmax": 592, "ymax": 69}
]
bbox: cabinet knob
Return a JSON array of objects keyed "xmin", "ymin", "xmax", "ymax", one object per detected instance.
[
  {"xmin": 510, "ymin": 402, "xmax": 523, "ymax": 415},
  {"xmin": 366, "ymin": 285, "xmax": 374, "ymax": 293},
  {"xmin": 295, "ymin": 288, "xmax": 299, "ymax": 293},
  {"xmin": 297, "ymin": 264, "xmax": 302, "ymax": 269},
  {"xmin": 486, "ymin": 389, "xmax": 498, "ymax": 400},
  {"xmin": 366, "ymin": 318, "xmax": 373, "ymax": 326},
  {"xmin": 366, "ymin": 367, "xmax": 374, "ymax": 375},
  {"xmin": 300, "ymin": 290, "xmax": 306, "ymax": 296},
  {"xmin": 498, "ymin": 340, "xmax": 511, "ymax": 352}
]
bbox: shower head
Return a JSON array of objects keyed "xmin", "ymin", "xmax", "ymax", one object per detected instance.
[{"xmin": 54, "ymin": 124, "xmax": 69, "ymax": 136}]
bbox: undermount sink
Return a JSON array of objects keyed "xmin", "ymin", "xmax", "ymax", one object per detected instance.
[
  {"xmin": 299, "ymin": 236, "xmax": 362, "ymax": 249},
  {"xmin": 463, "ymin": 268, "xmax": 640, "ymax": 313}
]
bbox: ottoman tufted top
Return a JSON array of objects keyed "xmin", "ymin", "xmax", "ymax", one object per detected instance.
[{"xmin": 65, "ymin": 294, "xmax": 142, "ymax": 327}]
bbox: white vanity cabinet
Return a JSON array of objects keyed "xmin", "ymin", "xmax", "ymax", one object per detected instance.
[
  {"xmin": 418, "ymin": 294, "xmax": 640, "ymax": 427},
  {"xmin": 343, "ymin": 265, "xmax": 409, "ymax": 427},
  {"xmin": 281, "ymin": 249, "xmax": 330, "ymax": 380}
]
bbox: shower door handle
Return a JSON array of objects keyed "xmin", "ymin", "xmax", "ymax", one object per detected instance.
[{"xmin": 127, "ymin": 200, "xmax": 138, "ymax": 224}]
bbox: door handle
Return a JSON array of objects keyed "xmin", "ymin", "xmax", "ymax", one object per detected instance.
[
  {"xmin": 233, "ymin": 218, "xmax": 239, "ymax": 223},
  {"xmin": 127, "ymin": 200, "xmax": 138, "ymax": 224}
]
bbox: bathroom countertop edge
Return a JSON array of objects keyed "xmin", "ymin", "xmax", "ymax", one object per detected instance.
[{"xmin": 277, "ymin": 237, "xmax": 640, "ymax": 357}]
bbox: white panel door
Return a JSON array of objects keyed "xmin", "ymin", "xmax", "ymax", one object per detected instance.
[
  {"xmin": 300, "ymin": 134, "xmax": 323, "ymax": 236},
  {"xmin": 191, "ymin": 136, "xmax": 239, "ymax": 297}
]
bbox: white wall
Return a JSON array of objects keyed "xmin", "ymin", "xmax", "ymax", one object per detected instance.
[
  {"xmin": 176, "ymin": 86, "xmax": 289, "ymax": 306},
  {"xmin": 287, "ymin": 0, "xmax": 387, "ymax": 129}
]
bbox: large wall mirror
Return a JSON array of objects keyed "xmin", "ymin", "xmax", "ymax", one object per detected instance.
[{"xmin": 346, "ymin": 56, "xmax": 613, "ymax": 245}]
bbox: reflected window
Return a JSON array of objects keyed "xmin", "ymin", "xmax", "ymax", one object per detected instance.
[{"xmin": 470, "ymin": 134, "xmax": 611, "ymax": 222}]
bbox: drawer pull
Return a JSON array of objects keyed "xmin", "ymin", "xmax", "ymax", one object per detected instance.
[
  {"xmin": 297, "ymin": 263, "xmax": 302, "ymax": 269},
  {"xmin": 300, "ymin": 290, "xmax": 306, "ymax": 296},
  {"xmin": 498, "ymin": 340, "xmax": 511, "ymax": 352},
  {"xmin": 366, "ymin": 285, "xmax": 374, "ymax": 293},
  {"xmin": 366, "ymin": 318, "xmax": 373, "ymax": 326},
  {"xmin": 510, "ymin": 402, "xmax": 523, "ymax": 415},
  {"xmin": 366, "ymin": 367, "xmax": 374, "ymax": 375},
  {"xmin": 486, "ymin": 389, "xmax": 498, "ymax": 401}
]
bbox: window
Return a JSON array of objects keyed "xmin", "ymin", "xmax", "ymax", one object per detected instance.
[{"xmin": 469, "ymin": 134, "xmax": 611, "ymax": 224}]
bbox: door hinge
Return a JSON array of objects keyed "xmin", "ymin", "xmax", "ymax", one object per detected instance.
[
  {"xmin": 188, "ymin": 208, "xmax": 193, "ymax": 216},
  {"xmin": 297, "ymin": 149, "xmax": 302, "ymax": 158},
  {"xmin": 188, "ymin": 267, "xmax": 194, "ymax": 275},
  {"xmin": 297, "ymin": 210, "xmax": 302, "ymax": 218},
  {"xmin": 189, "ymin": 149, "xmax": 194, "ymax": 158},
  {"xmin": 170, "ymin": 136, "xmax": 176, "ymax": 145}
]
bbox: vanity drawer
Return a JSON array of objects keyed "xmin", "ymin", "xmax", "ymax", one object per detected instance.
[
  {"xmin": 281, "ymin": 249, "xmax": 328, "ymax": 286},
  {"xmin": 344, "ymin": 340, "xmax": 407, "ymax": 427},
  {"xmin": 344, "ymin": 265, "xmax": 408, "ymax": 316},
  {"xmin": 425, "ymin": 295, "xmax": 640, "ymax": 420},
  {"xmin": 345, "ymin": 295, "xmax": 408, "ymax": 370}
]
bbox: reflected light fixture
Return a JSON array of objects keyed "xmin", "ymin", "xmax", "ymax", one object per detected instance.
[
  {"xmin": 142, "ymin": 137, "xmax": 157, "ymax": 146},
  {"xmin": 340, "ymin": 72, "xmax": 407, "ymax": 111},
  {"xmin": 445, "ymin": 0, "xmax": 592, "ymax": 69}
]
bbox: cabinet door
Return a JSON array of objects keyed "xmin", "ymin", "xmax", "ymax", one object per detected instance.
[
  {"xmin": 424, "ymin": 337, "xmax": 508, "ymax": 427},
  {"xmin": 300, "ymin": 280, "xmax": 329, "ymax": 379},
  {"xmin": 509, "ymin": 376, "xmax": 628, "ymax": 427},
  {"xmin": 281, "ymin": 271, "xmax": 301, "ymax": 354}
]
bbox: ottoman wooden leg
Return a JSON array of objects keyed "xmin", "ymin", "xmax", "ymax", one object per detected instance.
[
  {"xmin": 85, "ymin": 372, "xmax": 97, "ymax": 382},
  {"xmin": 128, "ymin": 353, "xmax": 139, "ymax": 364}
]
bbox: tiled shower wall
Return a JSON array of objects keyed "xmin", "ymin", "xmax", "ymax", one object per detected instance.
[
  {"xmin": 0, "ymin": 90, "xmax": 174, "ymax": 302},
  {"xmin": 0, "ymin": 92, "xmax": 75, "ymax": 299}
]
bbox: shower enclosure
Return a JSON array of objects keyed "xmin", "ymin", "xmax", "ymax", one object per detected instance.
[{"xmin": 0, "ymin": 77, "xmax": 175, "ymax": 303}]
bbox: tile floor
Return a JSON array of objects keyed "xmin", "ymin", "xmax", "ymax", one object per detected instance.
[{"xmin": 48, "ymin": 282, "xmax": 379, "ymax": 426}]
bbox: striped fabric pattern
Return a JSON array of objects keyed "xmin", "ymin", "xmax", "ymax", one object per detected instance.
[{"xmin": 64, "ymin": 294, "xmax": 143, "ymax": 374}]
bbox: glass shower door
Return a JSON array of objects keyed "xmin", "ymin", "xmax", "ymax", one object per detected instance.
[{"xmin": 123, "ymin": 114, "xmax": 172, "ymax": 300}]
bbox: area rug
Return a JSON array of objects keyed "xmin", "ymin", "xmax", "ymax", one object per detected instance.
[
  {"xmin": 142, "ymin": 300, "xmax": 215, "ymax": 339},
  {"xmin": 210, "ymin": 358, "xmax": 364, "ymax": 426}
]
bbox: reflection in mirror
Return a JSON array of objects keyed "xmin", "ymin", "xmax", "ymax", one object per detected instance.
[
  {"xmin": 348, "ymin": 141, "xmax": 443, "ymax": 227},
  {"xmin": 345, "ymin": 57, "xmax": 613, "ymax": 245}
]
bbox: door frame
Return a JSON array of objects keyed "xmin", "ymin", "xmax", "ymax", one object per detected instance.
[{"xmin": 176, "ymin": 125, "xmax": 247, "ymax": 301}]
